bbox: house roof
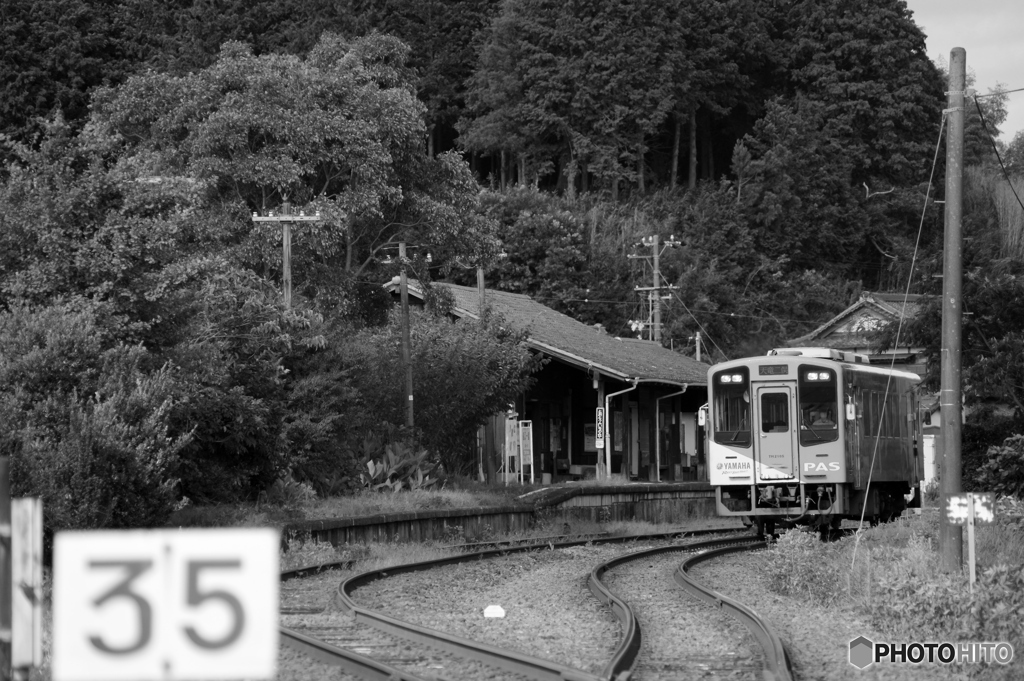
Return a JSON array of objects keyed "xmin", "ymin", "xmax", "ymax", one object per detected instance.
[
  {"xmin": 398, "ymin": 281, "xmax": 708, "ymax": 386},
  {"xmin": 787, "ymin": 292, "xmax": 930, "ymax": 350}
]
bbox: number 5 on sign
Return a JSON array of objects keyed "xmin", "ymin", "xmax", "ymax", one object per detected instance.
[{"xmin": 53, "ymin": 528, "xmax": 279, "ymax": 681}]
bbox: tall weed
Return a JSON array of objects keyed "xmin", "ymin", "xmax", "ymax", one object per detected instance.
[
  {"xmin": 764, "ymin": 529, "xmax": 848, "ymax": 606},
  {"xmin": 765, "ymin": 511, "xmax": 1024, "ymax": 674}
]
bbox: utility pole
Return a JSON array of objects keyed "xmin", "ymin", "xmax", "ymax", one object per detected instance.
[
  {"xmin": 629, "ymin": 235, "xmax": 679, "ymax": 342},
  {"xmin": 477, "ymin": 266, "xmax": 486, "ymax": 324},
  {"xmin": 252, "ymin": 201, "xmax": 322, "ymax": 309},
  {"xmin": 940, "ymin": 47, "xmax": 966, "ymax": 573},
  {"xmin": 652, "ymin": 236, "xmax": 661, "ymax": 341}
]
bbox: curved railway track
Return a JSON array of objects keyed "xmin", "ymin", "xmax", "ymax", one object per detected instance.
[
  {"xmin": 675, "ymin": 542, "xmax": 793, "ymax": 680},
  {"xmin": 588, "ymin": 537, "xmax": 793, "ymax": 681},
  {"xmin": 279, "ymin": 528, "xmax": 794, "ymax": 681}
]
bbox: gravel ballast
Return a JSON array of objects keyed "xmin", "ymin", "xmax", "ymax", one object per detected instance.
[
  {"xmin": 693, "ymin": 546, "xmax": 966, "ymax": 681},
  {"xmin": 279, "ymin": 527, "xmax": 970, "ymax": 681},
  {"xmin": 349, "ymin": 542, "xmax": 653, "ymax": 674},
  {"xmin": 601, "ymin": 550, "xmax": 764, "ymax": 679}
]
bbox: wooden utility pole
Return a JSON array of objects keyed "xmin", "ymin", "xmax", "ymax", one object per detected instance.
[
  {"xmin": 630, "ymin": 235, "xmax": 679, "ymax": 342},
  {"xmin": 940, "ymin": 47, "xmax": 966, "ymax": 573},
  {"xmin": 652, "ymin": 235, "xmax": 661, "ymax": 342},
  {"xmin": 251, "ymin": 202, "xmax": 321, "ymax": 309},
  {"xmin": 477, "ymin": 266, "xmax": 486, "ymax": 323}
]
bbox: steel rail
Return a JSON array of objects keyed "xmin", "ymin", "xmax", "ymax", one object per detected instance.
[
  {"xmin": 674, "ymin": 542, "xmax": 795, "ymax": 681},
  {"xmin": 282, "ymin": 526, "xmax": 748, "ymax": 680},
  {"xmin": 278, "ymin": 625, "xmax": 435, "ymax": 681},
  {"xmin": 586, "ymin": 535, "xmax": 765, "ymax": 680}
]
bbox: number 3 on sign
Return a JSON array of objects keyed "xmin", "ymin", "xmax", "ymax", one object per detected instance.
[{"xmin": 54, "ymin": 529, "xmax": 279, "ymax": 681}]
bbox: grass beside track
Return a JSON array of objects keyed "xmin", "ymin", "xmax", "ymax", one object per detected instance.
[
  {"xmin": 169, "ymin": 478, "xmax": 555, "ymax": 528},
  {"xmin": 764, "ymin": 509, "xmax": 1024, "ymax": 681},
  {"xmin": 168, "ymin": 474, "xmax": 647, "ymax": 528}
]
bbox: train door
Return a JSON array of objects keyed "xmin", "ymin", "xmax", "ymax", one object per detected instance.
[{"xmin": 756, "ymin": 385, "xmax": 796, "ymax": 480}]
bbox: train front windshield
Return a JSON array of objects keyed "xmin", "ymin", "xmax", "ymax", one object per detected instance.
[
  {"xmin": 798, "ymin": 365, "xmax": 839, "ymax": 445},
  {"xmin": 712, "ymin": 368, "xmax": 751, "ymax": 447}
]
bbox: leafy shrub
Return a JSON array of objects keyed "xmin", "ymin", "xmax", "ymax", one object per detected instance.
[
  {"xmin": 763, "ymin": 529, "xmax": 848, "ymax": 606},
  {"xmin": 963, "ymin": 417, "xmax": 1023, "ymax": 492},
  {"xmin": 952, "ymin": 565, "xmax": 1024, "ymax": 679},
  {"xmin": 360, "ymin": 439, "xmax": 439, "ymax": 493},
  {"xmin": 166, "ymin": 264, "xmax": 326, "ymax": 503},
  {"xmin": 870, "ymin": 561, "xmax": 1024, "ymax": 679},
  {"xmin": 340, "ymin": 308, "xmax": 539, "ymax": 477},
  {"xmin": 261, "ymin": 475, "xmax": 318, "ymax": 508},
  {"xmin": 281, "ymin": 320, "xmax": 370, "ymax": 497},
  {"xmin": 976, "ymin": 434, "xmax": 1024, "ymax": 498},
  {"xmin": 961, "ymin": 565, "xmax": 1024, "ymax": 645},
  {"xmin": 868, "ymin": 567, "xmax": 971, "ymax": 640},
  {"xmin": 16, "ymin": 351, "xmax": 188, "ymax": 531},
  {"xmin": 1, "ymin": 305, "xmax": 188, "ymax": 531}
]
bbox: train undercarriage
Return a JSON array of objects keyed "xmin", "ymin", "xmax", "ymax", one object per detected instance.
[{"xmin": 717, "ymin": 481, "xmax": 919, "ymax": 539}]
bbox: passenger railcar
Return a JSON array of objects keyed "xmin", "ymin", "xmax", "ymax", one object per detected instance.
[{"xmin": 705, "ymin": 348, "xmax": 923, "ymax": 537}]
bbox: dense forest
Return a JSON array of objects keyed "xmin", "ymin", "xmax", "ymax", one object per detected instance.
[{"xmin": 2, "ymin": 0, "xmax": 1024, "ymax": 529}]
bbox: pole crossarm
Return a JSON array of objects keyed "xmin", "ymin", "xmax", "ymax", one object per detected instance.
[
  {"xmin": 628, "ymin": 234, "xmax": 680, "ymax": 342},
  {"xmin": 251, "ymin": 215, "xmax": 322, "ymax": 223},
  {"xmin": 251, "ymin": 205, "xmax": 323, "ymax": 309}
]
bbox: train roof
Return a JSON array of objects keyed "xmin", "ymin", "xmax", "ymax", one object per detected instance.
[
  {"xmin": 768, "ymin": 347, "xmax": 870, "ymax": 363},
  {"xmin": 708, "ymin": 347, "xmax": 921, "ymax": 382}
]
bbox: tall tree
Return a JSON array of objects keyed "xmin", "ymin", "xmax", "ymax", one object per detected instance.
[
  {"xmin": 768, "ymin": 0, "xmax": 945, "ymax": 188},
  {"xmin": 0, "ymin": 0, "xmax": 142, "ymax": 147},
  {"xmin": 1003, "ymin": 131, "xmax": 1024, "ymax": 178},
  {"xmin": 92, "ymin": 33, "xmax": 497, "ymax": 286},
  {"xmin": 901, "ymin": 169, "xmax": 1024, "ymax": 417},
  {"xmin": 354, "ymin": 0, "xmax": 498, "ymax": 154},
  {"xmin": 742, "ymin": 97, "xmax": 870, "ymax": 271},
  {"xmin": 461, "ymin": 0, "xmax": 682, "ymax": 195}
]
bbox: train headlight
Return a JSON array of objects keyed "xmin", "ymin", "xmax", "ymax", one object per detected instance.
[{"xmin": 720, "ymin": 373, "xmax": 743, "ymax": 383}]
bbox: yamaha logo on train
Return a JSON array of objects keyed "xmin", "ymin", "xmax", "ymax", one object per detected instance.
[{"xmin": 717, "ymin": 462, "xmax": 751, "ymax": 470}]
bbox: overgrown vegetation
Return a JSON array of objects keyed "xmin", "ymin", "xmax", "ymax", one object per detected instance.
[
  {"xmin": 977, "ymin": 436, "xmax": 1024, "ymax": 498},
  {"xmin": 765, "ymin": 512, "xmax": 1024, "ymax": 679}
]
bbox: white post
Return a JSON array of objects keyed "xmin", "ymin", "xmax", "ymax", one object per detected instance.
[
  {"xmin": 11, "ymin": 498, "xmax": 42, "ymax": 677},
  {"xmin": 604, "ymin": 382, "xmax": 639, "ymax": 480},
  {"xmin": 967, "ymin": 492, "xmax": 977, "ymax": 591}
]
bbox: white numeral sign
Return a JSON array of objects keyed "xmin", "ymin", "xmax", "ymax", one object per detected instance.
[{"xmin": 54, "ymin": 528, "xmax": 279, "ymax": 681}]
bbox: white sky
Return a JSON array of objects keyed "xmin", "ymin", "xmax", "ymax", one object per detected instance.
[{"xmin": 904, "ymin": 0, "xmax": 1024, "ymax": 142}]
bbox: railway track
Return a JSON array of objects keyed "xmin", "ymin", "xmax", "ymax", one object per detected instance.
[
  {"xmin": 674, "ymin": 541, "xmax": 794, "ymax": 680},
  {"xmin": 279, "ymin": 528, "xmax": 793, "ymax": 681},
  {"xmin": 589, "ymin": 536, "xmax": 793, "ymax": 681},
  {"xmin": 591, "ymin": 541, "xmax": 764, "ymax": 679}
]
